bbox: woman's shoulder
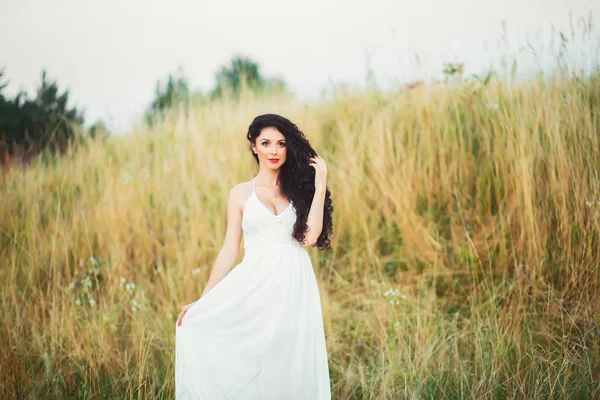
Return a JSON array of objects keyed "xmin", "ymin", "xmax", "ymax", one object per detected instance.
[
  {"xmin": 229, "ymin": 179, "xmax": 253, "ymax": 194},
  {"xmin": 228, "ymin": 180, "xmax": 254, "ymax": 209}
]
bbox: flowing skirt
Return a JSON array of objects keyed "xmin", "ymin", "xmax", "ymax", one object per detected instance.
[{"xmin": 175, "ymin": 243, "xmax": 331, "ymax": 399}]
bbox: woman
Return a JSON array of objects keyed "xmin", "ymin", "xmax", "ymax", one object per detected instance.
[{"xmin": 175, "ymin": 113, "xmax": 334, "ymax": 399}]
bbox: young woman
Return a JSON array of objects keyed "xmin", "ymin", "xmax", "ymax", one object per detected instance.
[{"xmin": 175, "ymin": 113, "xmax": 334, "ymax": 399}]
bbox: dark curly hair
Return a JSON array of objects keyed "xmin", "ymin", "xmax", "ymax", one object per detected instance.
[{"xmin": 247, "ymin": 114, "xmax": 334, "ymax": 251}]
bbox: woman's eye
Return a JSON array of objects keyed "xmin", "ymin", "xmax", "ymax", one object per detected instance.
[{"xmin": 279, "ymin": 143, "xmax": 286, "ymax": 147}]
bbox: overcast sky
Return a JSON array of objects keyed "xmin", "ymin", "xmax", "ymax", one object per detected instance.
[{"xmin": 1, "ymin": 0, "xmax": 598, "ymax": 133}]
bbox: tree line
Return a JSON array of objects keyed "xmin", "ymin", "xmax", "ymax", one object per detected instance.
[{"xmin": 0, "ymin": 55, "xmax": 285, "ymax": 166}]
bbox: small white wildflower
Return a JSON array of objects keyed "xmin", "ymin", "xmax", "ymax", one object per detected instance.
[
  {"xmin": 81, "ymin": 277, "xmax": 92, "ymax": 288},
  {"xmin": 384, "ymin": 287, "xmax": 407, "ymax": 300},
  {"xmin": 131, "ymin": 298, "xmax": 142, "ymax": 312},
  {"xmin": 369, "ymin": 279, "xmax": 378, "ymax": 287},
  {"xmin": 125, "ymin": 282, "xmax": 136, "ymax": 293},
  {"xmin": 119, "ymin": 276, "xmax": 126, "ymax": 286},
  {"xmin": 88, "ymin": 298, "xmax": 96, "ymax": 307},
  {"xmin": 586, "ymin": 201, "xmax": 593, "ymax": 207},
  {"xmin": 192, "ymin": 268, "xmax": 201, "ymax": 276},
  {"xmin": 393, "ymin": 321, "xmax": 401, "ymax": 331},
  {"xmin": 75, "ymin": 298, "xmax": 81, "ymax": 306},
  {"xmin": 89, "ymin": 256, "xmax": 100, "ymax": 268}
]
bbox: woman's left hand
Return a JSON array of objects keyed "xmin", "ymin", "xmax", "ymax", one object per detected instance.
[
  {"xmin": 309, "ymin": 155, "xmax": 328, "ymax": 188},
  {"xmin": 177, "ymin": 301, "xmax": 196, "ymax": 326}
]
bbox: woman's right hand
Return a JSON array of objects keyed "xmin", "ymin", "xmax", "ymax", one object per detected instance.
[{"xmin": 177, "ymin": 301, "xmax": 196, "ymax": 326}]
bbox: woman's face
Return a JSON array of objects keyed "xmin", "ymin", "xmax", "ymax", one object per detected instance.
[{"xmin": 252, "ymin": 127, "xmax": 287, "ymax": 168}]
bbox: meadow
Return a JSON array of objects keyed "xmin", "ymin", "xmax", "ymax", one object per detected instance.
[{"xmin": 1, "ymin": 67, "xmax": 599, "ymax": 399}]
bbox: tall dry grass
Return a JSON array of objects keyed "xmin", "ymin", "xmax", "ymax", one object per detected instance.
[{"xmin": 1, "ymin": 70, "xmax": 600, "ymax": 399}]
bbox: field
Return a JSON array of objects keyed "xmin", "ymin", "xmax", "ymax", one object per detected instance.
[{"xmin": 1, "ymin": 70, "xmax": 600, "ymax": 399}]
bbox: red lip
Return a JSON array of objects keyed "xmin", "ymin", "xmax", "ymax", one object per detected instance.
[{"xmin": 268, "ymin": 159, "xmax": 279, "ymax": 162}]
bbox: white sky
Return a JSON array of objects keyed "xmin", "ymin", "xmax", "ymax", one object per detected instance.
[{"xmin": 1, "ymin": 0, "xmax": 598, "ymax": 133}]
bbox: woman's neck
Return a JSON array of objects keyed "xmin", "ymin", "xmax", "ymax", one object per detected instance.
[{"xmin": 256, "ymin": 169, "xmax": 280, "ymax": 187}]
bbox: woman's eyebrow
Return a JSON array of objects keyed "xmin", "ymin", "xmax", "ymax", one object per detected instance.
[{"xmin": 261, "ymin": 139, "xmax": 286, "ymax": 142}]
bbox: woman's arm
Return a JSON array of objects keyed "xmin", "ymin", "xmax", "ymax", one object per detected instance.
[
  {"xmin": 199, "ymin": 184, "xmax": 244, "ymax": 297},
  {"xmin": 302, "ymin": 183, "xmax": 327, "ymax": 247},
  {"xmin": 303, "ymin": 155, "xmax": 328, "ymax": 247}
]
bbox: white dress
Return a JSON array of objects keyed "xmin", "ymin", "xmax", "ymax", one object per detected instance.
[{"xmin": 175, "ymin": 178, "xmax": 331, "ymax": 399}]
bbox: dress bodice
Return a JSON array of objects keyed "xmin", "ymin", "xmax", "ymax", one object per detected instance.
[{"xmin": 241, "ymin": 178, "xmax": 304, "ymax": 253}]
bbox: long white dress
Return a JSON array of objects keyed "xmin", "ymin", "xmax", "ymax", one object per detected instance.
[{"xmin": 175, "ymin": 178, "xmax": 331, "ymax": 399}]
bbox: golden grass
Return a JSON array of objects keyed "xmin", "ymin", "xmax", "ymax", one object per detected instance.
[{"xmin": 1, "ymin": 73, "xmax": 599, "ymax": 399}]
